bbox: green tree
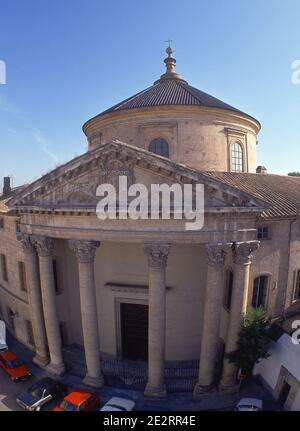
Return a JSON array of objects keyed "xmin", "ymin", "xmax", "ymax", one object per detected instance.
[
  {"xmin": 288, "ymin": 172, "xmax": 300, "ymax": 177},
  {"xmin": 226, "ymin": 306, "xmax": 271, "ymax": 377}
]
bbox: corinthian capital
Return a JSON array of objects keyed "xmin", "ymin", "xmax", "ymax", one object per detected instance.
[
  {"xmin": 69, "ymin": 240, "xmax": 100, "ymax": 263},
  {"xmin": 17, "ymin": 233, "xmax": 35, "ymax": 254},
  {"xmin": 232, "ymin": 241, "xmax": 260, "ymax": 265},
  {"xmin": 205, "ymin": 243, "xmax": 230, "ymax": 267},
  {"xmin": 32, "ymin": 236, "xmax": 54, "ymax": 257},
  {"xmin": 144, "ymin": 243, "xmax": 171, "ymax": 269}
]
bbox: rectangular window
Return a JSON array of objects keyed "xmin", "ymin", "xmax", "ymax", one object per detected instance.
[
  {"xmin": 6, "ymin": 307, "xmax": 15, "ymax": 331},
  {"xmin": 230, "ymin": 142, "xmax": 244, "ymax": 173},
  {"xmin": 252, "ymin": 276, "xmax": 268, "ymax": 308},
  {"xmin": 59, "ymin": 323, "xmax": 68, "ymax": 347},
  {"xmin": 257, "ymin": 226, "xmax": 270, "ymax": 240},
  {"xmin": 294, "ymin": 270, "xmax": 300, "ymax": 301},
  {"xmin": 25, "ymin": 320, "xmax": 35, "ymax": 346},
  {"xmin": 0, "ymin": 218, "xmax": 4, "ymax": 229},
  {"xmin": 18, "ymin": 261, "xmax": 27, "ymax": 292},
  {"xmin": 15, "ymin": 220, "xmax": 21, "ymax": 233},
  {"xmin": 0, "ymin": 254, "xmax": 8, "ymax": 282},
  {"xmin": 53, "ymin": 259, "xmax": 60, "ymax": 294},
  {"xmin": 224, "ymin": 270, "xmax": 234, "ymax": 310}
]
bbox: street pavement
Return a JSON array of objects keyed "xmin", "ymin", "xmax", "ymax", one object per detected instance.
[{"xmin": 0, "ymin": 332, "xmax": 281, "ymax": 411}]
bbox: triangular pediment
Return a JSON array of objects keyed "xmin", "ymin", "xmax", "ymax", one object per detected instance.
[{"xmin": 10, "ymin": 140, "xmax": 269, "ymax": 213}]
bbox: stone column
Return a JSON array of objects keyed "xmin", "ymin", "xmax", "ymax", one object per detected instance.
[
  {"xmin": 220, "ymin": 241, "xmax": 260, "ymax": 391},
  {"xmin": 17, "ymin": 233, "xmax": 49, "ymax": 367},
  {"xmin": 193, "ymin": 243, "xmax": 229, "ymax": 398},
  {"xmin": 69, "ymin": 240, "xmax": 104, "ymax": 388},
  {"xmin": 144, "ymin": 242, "xmax": 171, "ymax": 398},
  {"xmin": 33, "ymin": 236, "xmax": 65, "ymax": 376}
]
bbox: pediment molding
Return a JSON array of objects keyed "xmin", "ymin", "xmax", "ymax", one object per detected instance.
[{"xmin": 9, "ymin": 140, "xmax": 269, "ymax": 213}]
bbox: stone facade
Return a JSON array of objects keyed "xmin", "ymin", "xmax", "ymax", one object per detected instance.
[
  {"xmin": 0, "ymin": 50, "xmax": 299, "ymax": 398},
  {"xmin": 84, "ymin": 107, "xmax": 259, "ymax": 173}
]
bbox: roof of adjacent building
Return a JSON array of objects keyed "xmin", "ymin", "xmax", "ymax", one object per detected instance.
[
  {"xmin": 0, "ymin": 185, "xmax": 27, "ymax": 213},
  {"xmin": 84, "ymin": 47, "xmax": 258, "ymax": 126},
  {"xmin": 204, "ymin": 171, "xmax": 300, "ymax": 219}
]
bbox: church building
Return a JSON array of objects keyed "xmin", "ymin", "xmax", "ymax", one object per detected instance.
[{"xmin": 0, "ymin": 47, "xmax": 300, "ymax": 398}]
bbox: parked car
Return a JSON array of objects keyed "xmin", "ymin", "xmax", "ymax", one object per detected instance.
[
  {"xmin": 53, "ymin": 389, "xmax": 100, "ymax": 411},
  {"xmin": 100, "ymin": 397, "xmax": 135, "ymax": 411},
  {"xmin": 0, "ymin": 351, "xmax": 31, "ymax": 381},
  {"xmin": 0, "ymin": 320, "xmax": 7, "ymax": 351},
  {"xmin": 235, "ymin": 397, "xmax": 263, "ymax": 411},
  {"xmin": 16, "ymin": 377, "xmax": 68, "ymax": 411}
]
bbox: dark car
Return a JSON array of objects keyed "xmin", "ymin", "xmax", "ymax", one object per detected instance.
[{"xmin": 16, "ymin": 377, "xmax": 67, "ymax": 411}]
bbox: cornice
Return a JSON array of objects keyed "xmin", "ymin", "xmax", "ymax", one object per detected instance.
[{"xmin": 83, "ymin": 105, "xmax": 261, "ymax": 136}]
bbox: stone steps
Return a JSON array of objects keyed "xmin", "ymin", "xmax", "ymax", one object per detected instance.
[{"xmin": 62, "ymin": 345, "xmax": 198, "ymax": 392}]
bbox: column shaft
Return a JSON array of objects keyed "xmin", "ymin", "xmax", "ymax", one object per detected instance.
[
  {"xmin": 18, "ymin": 234, "xmax": 48, "ymax": 367},
  {"xmin": 34, "ymin": 236, "xmax": 65, "ymax": 376},
  {"xmin": 193, "ymin": 244, "xmax": 228, "ymax": 397},
  {"xmin": 144, "ymin": 243, "xmax": 170, "ymax": 398},
  {"xmin": 220, "ymin": 241, "xmax": 260, "ymax": 389},
  {"xmin": 69, "ymin": 240, "xmax": 104, "ymax": 388}
]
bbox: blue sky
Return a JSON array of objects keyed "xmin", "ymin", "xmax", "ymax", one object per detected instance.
[{"xmin": 1, "ymin": 0, "xmax": 300, "ymax": 186}]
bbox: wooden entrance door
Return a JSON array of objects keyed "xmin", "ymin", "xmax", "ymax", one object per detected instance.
[
  {"xmin": 121, "ymin": 303, "xmax": 148, "ymax": 360},
  {"xmin": 278, "ymin": 381, "xmax": 291, "ymax": 406}
]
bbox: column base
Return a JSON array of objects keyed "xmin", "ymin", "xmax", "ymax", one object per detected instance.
[
  {"xmin": 219, "ymin": 380, "xmax": 240, "ymax": 395},
  {"xmin": 33, "ymin": 354, "xmax": 49, "ymax": 368},
  {"xmin": 45, "ymin": 362, "xmax": 65, "ymax": 377},
  {"xmin": 144, "ymin": 383, "xmax": 167, "ymax": 399},
  {"xmin": 83, "ymin": 373, "xmax": 104, "ymax": 389},
  {"xmin": 193, "ymin": 382, "xmax": 217, "ymax": 399}
]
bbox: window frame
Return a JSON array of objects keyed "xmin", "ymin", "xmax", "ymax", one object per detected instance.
[
  {"xmin": 0, "ymin": 254, "xmax": 8, "ymax": 282},
  {"xmin": 148, "ymin": 138, "xmax": 169, "ymax": 158},
  {"xmin": 59, "ymin": 322, "xmax": 68, "ymax": 347},
  {"xmin": 6, "ymin": 307, "xmax": 15, "ymax": 331},
  {"xmin": 293, "ymin": 269, "xmax": 300, "ymax": 301},
  {"xmin": 257, "ymin": 225, "xmax": 270, "ymax": 240},
  {"xmin": 18, "ymin": 261, "xmax": 27, "ymax": 292},
  {"xmin": 52, "ymin": 258, "xmax": 62, "ymax": 294},
  {"xmin": 223, "ymin": 267, "xmax": 234, "ymax": 311},
  {"xmin": 252, "ymin": 275, "xmax": 269, "ymax": 308},
  {"xmin": 230, "ymin": 141, "xmax": 244, "ymax": 173},
  {"xmin": 25, "ymin": 319, "xmax": 35, "ymax": 346}
]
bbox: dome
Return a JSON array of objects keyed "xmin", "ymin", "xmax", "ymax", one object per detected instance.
[
  {"xmin": 83, "ymin": 47, "xmax": 260, "ymax": 173},
  {"xmin": 84, "ymin": 46, "xmax": 257, "ymax": 126}
]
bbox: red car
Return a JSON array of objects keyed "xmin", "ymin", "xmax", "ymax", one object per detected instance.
[
  {"xmin": 0, "ymin": 351, "xmax": 32, "ymax": 381},
  {"xmin": 53, "ymin": 389, "xmax": 100, "ymax": 411}
]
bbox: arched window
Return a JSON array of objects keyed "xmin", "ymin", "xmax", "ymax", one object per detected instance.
[
  {"xmin": 230, "ymin": 142, "xmax": 244, "ymax": 172},
  {"xmin": 252, "ymin": 275, "xmax": 268, "ymax": 308},
  {"xmin": 224, "ymin": 268, "xmax": 234, "ymax": 310},
  {"xmin": 294, "ymin": 270, "xmax": 300, "ymax": 301},
  {"xmin": 149, "ymin": 138, "xmax": 169, "ymax": 158}
]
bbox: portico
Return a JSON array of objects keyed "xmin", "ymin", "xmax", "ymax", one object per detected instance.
[
  {"xmin": 16, "ymin": 225, "xmax": 260, "ymax": 397},
  {"xmin": 10, "ymin": 139, "xmax": 266, "ymax": 395}
]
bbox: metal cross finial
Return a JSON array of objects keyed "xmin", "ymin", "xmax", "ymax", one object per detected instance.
[
  {"xmin": 164, "ymin": 39, "xmax": 174, "ymax": 48},
  {"xmin": 164, "ymin": 39, "xmax": 174, "ymax": 57}
]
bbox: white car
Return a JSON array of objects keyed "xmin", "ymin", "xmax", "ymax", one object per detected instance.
[
  {"xmin": 0, "ymin": 320, "xmax": 8, "ymax": 352},
  {"xmin": 100, "ymin": 397, "xmax": 135, "ymax": 411},
  {"xmin": 235, "ymin": 397, "xmax": 263, "ymax": 411}
]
